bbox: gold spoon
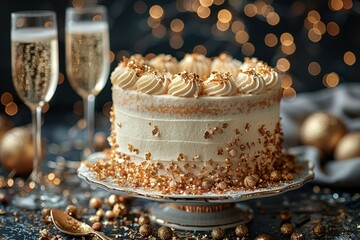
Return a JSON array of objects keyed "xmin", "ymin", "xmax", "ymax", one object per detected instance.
[{"xmin": 50, "ymin": 208, "xmax": 113, "ymax": 240}]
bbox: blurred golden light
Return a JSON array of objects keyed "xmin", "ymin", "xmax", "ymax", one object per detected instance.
[
  {"xmin": 327, "ymin": 22, "xmax": 340, "ymax": 36},
  {"xmin": 147, "ymin": 17, "xmax": 161, "ymax": 28},
  {"xmin": 74, "ymin": 100, "xmax": 83, "ymax": 116},
  {"xmin": 109, "ymin": 51, "xmax": 115, "ymax": 64},
  {"xmin": 116, "ymin": 50, "xmax": 130, "ymax": 61},
  {"xmin": 244, "ymin": 4, "xmax": 257, "ymax": 17},
  {"xmin": 48, "ymin": 173, "xmax": 56, "ymax": 181},
  {"xmin": 218, "ymin": 9, "xmax": 232, "ymax": 23},
  {"xmin": 241, "ymin": 42, "xmax": 255, "ymax": 56},
  {"xmin": 152, "ymin": 24, "xmax": 166, "ymax": 38},
  {"xmin": 329, "ymin": 0, "xmax": 343, "ymax": 11},
  {"xmin": 281, "ymin": 43, "xmax": 296, "ymax": 55},
  {"xmin": 44, "ymin": 21, "xmax": 54, "ymax": 29},
  {"xmin": 53, "ymin": 178, "xmax": 61, "ymax": 185},
  {"xmin": 192, "ymin": 1, "xmax": 200, "ymax": 12},
  {"xmin": 72, "ymin": 0, "xmax": 85, "ymax": 9},
  {"xmin": 266, "ymin": 12, "xmax": 280, "ymax": 26},
  {"xmin": 1, "ymin": 92, "xmax": 13, "ymax": 106},
  {"xmin": 307, "ymin": 10, "xmax": 320, "ymax": 24},
  {"xmin": 171, "ymin": 19, "xmax": 184, "ymax": 32},
  {"xmin": 308, "ymin": 62, "xmax": 321, "ymax": 76},
  {"xmin": 92, "ymin": 15, "xmax": 102, "ymax": 22},
  {"xmin": 102, "ymin": 101, "xmax": 112, "ymax": 117},
  {"xmin": 315, "ymin": 21, "xmax": 327, "ymax": 35},
  {"xmin": 265, "ymin": 33, "xmax": 278, "ymax": 47},
  {"xmin": 217, "ymin": 21, "xmax": 230, "ymax": 31},
  {"xmin": 281, "ymin": 75, "xmax": 293, "ymax": 88},
  {"xmin": 261, "ymin": 5, "xmax": 274, "ymax": 17},
  {"xmin": 308, "ymin": 28, "xmax": 322, "ymax": 42},
  {"xmin": 181, "ymin": 0, "xmax": 192, "ymax": 12},
  {"xmin": 7, "ymin": 179, "xmax": 14, "ymax": 187},
  {"xmin": 197, "ymin": 6, "xmax": 211, "ymax": 18},
  {"xmin": 303, "ymin": 18, "xmax": 312, "ymax": 30},
  {"xmin": 323, "ymin": 72, "xmax": 340, "ymax": 88},
  {"xmin": 213, "ymin": 0, "xmax": 225, "ymax": 5},
  {"xmin": 343, "ymin": 0, "xmax": 353, "ymax": 9},
  {"xmin": 343, "ymin": 51, "xmax": 356, "ymax": 66},
  {"xmin": 231, "ymin": 20, "xmax": 245, "ymax": 33},
  {"xmin": 16, "ymin": 18, "xmax": 25, "ymax": 28},
  {"xmin": 170, "ymin": 35, "xmax": 184, "ymax": 49},
  {"xmin": 280, "ymin": 32, "xmax": 294, "ymax": 46},
  {"xmin": 58, "ymin": 72, "xmax": 65, "ymax": 85},
  {"xmin": 200, "ymin": 0, "xmax": 213, "ymax": 7},
  {"xmin": 5, "ymin": 102, "xmax": 18, "ymax": 116},
  {"xmin": 283, "ymin": 87, "xmax": 296, "ymax": 101},
  {"xmin": 255, "ymin": 1, "xmax": 266, "ymax": 14},
  {"xmin": 145, "ymin": 53, "xmax": 156, "ymax": 60},
  {"xmin": 29, "ymin": 181, "xmax": 36, "ymax": 189},
  {"xmin": 292, "ymin": 1, "xmax": 306, "ymax": 16},
  {"xmin": 235, "ymin": 30, "xmax": 249, "ymax": 44},
  {"xmin": 276, "ymin": 58, "xmax": 290, "ymax": 72},
  {"xmin": 193, "ymin": 45, "xmax": 207, "ymax": 55},
  {"xmin": 134, "ymin": 0, "xmax": 147, "ymax": 14},
  {"xmin": 42, "ymin": 102, "xmax": 49, "ymax": 113},
  {"xmin": 149, "ymin": 5, "xmax": 164, "ymax": 20}
]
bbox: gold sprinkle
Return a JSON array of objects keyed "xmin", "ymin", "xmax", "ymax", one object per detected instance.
[
  {"xmin": 152, "ymin": 126, "xmax": 160, "ymax": 137},
  {"xmin": 177, "ymin": 153, "xmax": 185, "ymax": 161},
  {"xmin": 217, "ymin": 147, "xmax": 224, "ymax": 155},
  {"xmin": 128, "ymin": 144, "xmax": 133, "ymax": 152},
  {"xmin": 145, "ymin": 151, "xmax": 152, "ymax": 160},
  {"xmin": 204, "ymin": 130, "xmax": 212, "ymax": 139},
  {"xmin": 222, "ymin": 123, "xmax": 229, "ymax": 129}
]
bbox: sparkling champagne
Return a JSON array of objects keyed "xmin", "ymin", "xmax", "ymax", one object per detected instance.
[
  {"xmin": 66, "ymin": 22, "xmax": 109, "ymax": 98},
  {"xmin": 11, "ymin": 28, "xmax": 58, "ymax": 109}
]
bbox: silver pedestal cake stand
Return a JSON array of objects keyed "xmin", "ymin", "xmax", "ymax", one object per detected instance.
[{"xmin": 78, "ymin": 152, "xmax": 314, "ymax": 231}]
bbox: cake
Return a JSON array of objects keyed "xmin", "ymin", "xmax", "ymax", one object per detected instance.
[{"xmin": 88, "ymin": 53, "xmax": 298, "ymax": 195}]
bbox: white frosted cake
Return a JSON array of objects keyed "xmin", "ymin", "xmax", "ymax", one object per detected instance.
[{"xmin": 88, "ymin": 53, "xmax": 297, "ymax": 195}]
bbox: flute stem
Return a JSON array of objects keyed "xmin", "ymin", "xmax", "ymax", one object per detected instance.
[{"xmin": 83, "ymin": 94, "xmax": 95, "ymax": 159}]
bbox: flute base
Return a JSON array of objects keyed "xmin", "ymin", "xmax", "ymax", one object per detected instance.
[{"xmin": 12, "ymin": 189, "xmax": 67, "ymax": 210}]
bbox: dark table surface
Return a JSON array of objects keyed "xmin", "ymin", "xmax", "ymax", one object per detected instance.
[{"xmin": 0, "ymin": 115, "xmax": 359, "ymax": 240}]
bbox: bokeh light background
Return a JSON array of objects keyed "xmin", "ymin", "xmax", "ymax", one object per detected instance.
[{"xmin": 0, "ymin": 0, "xmax": 359, "ymax": 125}]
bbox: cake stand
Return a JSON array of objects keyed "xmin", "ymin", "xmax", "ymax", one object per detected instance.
[{"xmin": 78, "ymin": 152, "xmax": 314, "ymax": 231}]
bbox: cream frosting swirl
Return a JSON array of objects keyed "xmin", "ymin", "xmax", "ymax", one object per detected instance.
[
  {"xmin": 239, "ymin": 57, "xmax": 263, "ymax": 72},
  {"xmin": 202, "ymin": 71, "xmax": 237, "ymax": 96},
  {"xmin": 135, "ymin": 71, "xmax": 169, "ymax": 95},
  {"xmin": 110, "ymin": 65, "xmax": 138, "ymax": 89},
  {"xmin": 235, "ymin": 69, "xmax": 266, "ymax": 94},
  {"xmin": 149, "ymin": 54, "xmax": 179, "ymax": 74},
  {"xmin": 258, "ymin": 66, "xmax": 280, "ymax": 91},
  {"xmin": 168, "ymin": 71, "xmax": 202, "ymax": 97},
  {"xmin": 179, "ymin": 53, "xmax": 212, "ymax": 78},
  {"xmin": 211, "ymin": 53, "xmax": 242, "ymax": 78}
]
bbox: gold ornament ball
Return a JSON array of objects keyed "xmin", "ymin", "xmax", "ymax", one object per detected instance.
[
  {"xmin": 300, "ymin": 112, "xmax": 347, "ymax": 154},
  {"xmin": 0, "ymin": 126, "xmax": 44, "ymax": 175},
  {"xmin": 334, "ymin": 132, "xmax": 360, "ymax": 160}
]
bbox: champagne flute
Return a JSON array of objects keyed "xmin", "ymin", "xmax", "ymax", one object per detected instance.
[
  {"xmin": 11, "ymin": 11, "xmax": 65, "ymax": 209},
  {"xmin": 65, "ymin": 6, "xmax": 110, "ymax": 159}
]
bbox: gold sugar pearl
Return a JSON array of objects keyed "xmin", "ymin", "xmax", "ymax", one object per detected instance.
[
  {"xmin": 158, "ymin": 226, "xmax": 173, "ymax": 240},
  {"xmin": 290, "ymin": 232, "xmax": 305, "ymax": 240},
  {"xmin": 211, "ymin": 227, "xmax": 225, "ymax": 240},
  {"xmin": 138, "ymin": 215, "xmax": 151, "ymax": 225},
  {"xmin": 235, "ymin": 224, "xmax": 249, "ymax": 237},
  {"xmin": 89, "ymin": 196, "xmax": 103, "ymax": 209},
  {"xmin": 65, "ymin": 205, "xmax": 79, "ymax": 219},
  {"xmin": 92, "ymin": 222, "xmax": 102, "ymax": 231},
  {"xmin": 139, "ymin": 224, "xmax": 153, "ymax": 237},
  {"xmin": 313, "ymin": 223, "xmax": 326, "ymax": 237},
  {"xmin": 280, "ymin": 223, "xmax": 294, "ymax": 236},
  {"xmin": 255, "ymin": 233, "xmax": 273, "ymax": 240},
  {"xmin": 280, "ymin": 210, "xmax": 292, "ymax": 222}
]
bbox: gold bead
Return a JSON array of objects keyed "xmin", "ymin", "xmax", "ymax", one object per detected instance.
[{"xmin": 334, "ymin": 132, "xmax": 360, "ymax": 160}]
